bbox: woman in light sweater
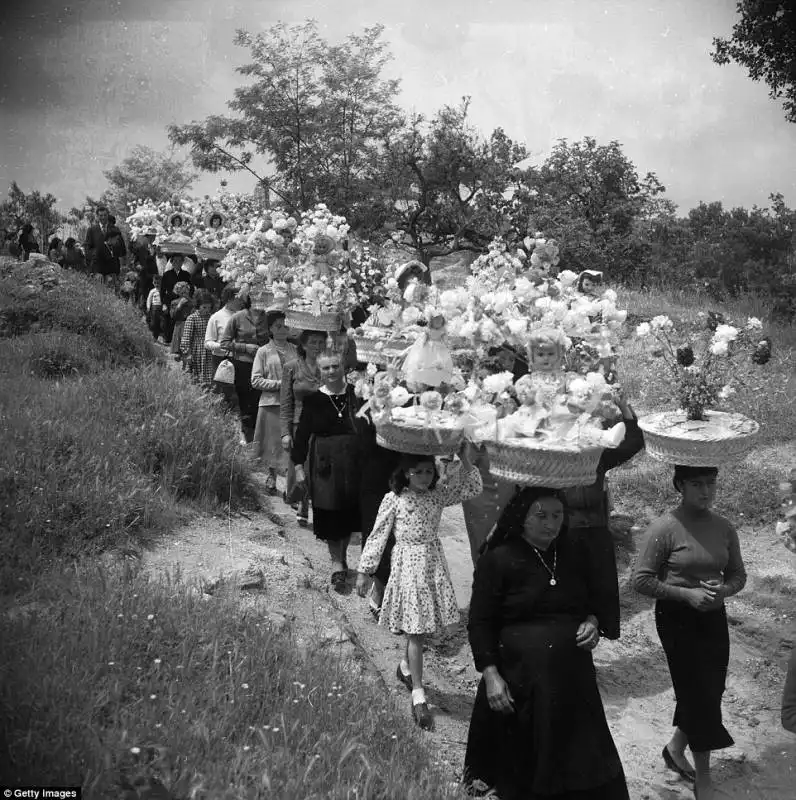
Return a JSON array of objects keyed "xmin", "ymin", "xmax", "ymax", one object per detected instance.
[
  {"xmin": 251, "ymin": 310, "xmax": 297, "ymax": 495},
  {"xmin": 633, "ymin": 465, "xmax": 747, "ymax": 800},
  {"xmin": 205, "ymin": 286, "xmax": 242, "ymax": 406}
]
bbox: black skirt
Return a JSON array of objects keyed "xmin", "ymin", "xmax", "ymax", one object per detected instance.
[{"xmin": 655, "ymin": 599, "xmax": 734, "ymax": 752}]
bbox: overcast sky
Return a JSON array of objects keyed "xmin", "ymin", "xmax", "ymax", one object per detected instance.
[{"xmin": 1, "ymin": 0, "xmax": 794, "ymax": 216}]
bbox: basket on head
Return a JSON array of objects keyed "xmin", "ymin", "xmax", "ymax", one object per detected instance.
[
  {"xmin": 195, "ymin": 245, "xmax": 227, "ymax": 261},
  {"xmin": 351, "ymin": 332, "xmax": 411, "ymax": 365},
  {"xmin": 284, "ymin": 308, "xmax": 342, "ymax": 333},
  {"xmin": 375, "ymin": 416, "xmax": 464, "ymax": 456},
  {"xmin": 158, "ymin": 239, "xmax": 195, "ymax": 256},
  {"xmin": 638, "ymin": 410, "xmax": 759, "ymax": 467},
  {"xmin": 484, "ymin": 439, "xmax": 604, "ymax": 488}
]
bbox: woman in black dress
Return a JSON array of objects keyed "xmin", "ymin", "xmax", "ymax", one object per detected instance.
[
  {"xmin": 464, "ymin": 486, "xmax": 629, "ymax": 800},
  {"xmin": 292, "ymin": 348, "xmax": 369, "ymax": 591}
]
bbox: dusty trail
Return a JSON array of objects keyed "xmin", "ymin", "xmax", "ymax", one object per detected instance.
[{"xmin": 143, "ymin": 475, "xmax": 796, "ymax": 798}]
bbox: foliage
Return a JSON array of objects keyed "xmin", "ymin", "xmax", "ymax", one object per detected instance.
[
  {"xmin": 0, "ymin": 567, "xmax": 466, "ymax": 798},
  {"xmin": 0, "ymin": 258, "xmax": 258, "ymax": 592},
  {"xmin": 379, "ymin": 98, "xmax": 528, "ymax": 270},
  {"xmin": 712, "ymin": 2, "xmax": 796, "ymax": 123},
  {"xmin": 102, "ymin": 145, "xmax": 198, "ymax": 219},
  {"xmin": 0, "ymin": 181, "xmax": 64, "ymax": 249},
  {"xmin": 169, "ymin": 21, "xmax": 402, "ymax": 230},
  {"xmin": 508, "ymin": 137, "xmax": 667, "ymax": 283}
]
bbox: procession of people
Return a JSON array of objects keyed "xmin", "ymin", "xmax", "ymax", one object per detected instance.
[{"xmin": 6, "ymin": 197, "xmax": 791, "ymax": 800}]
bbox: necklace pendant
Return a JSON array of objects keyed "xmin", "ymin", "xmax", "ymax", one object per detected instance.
[
  {"xmin": 549, "ymin": 578, "xmax": 557, "ymax": 587},
  {"xmin": 338, "ymin": 411, "xmax": 342, "ymax": 418}
]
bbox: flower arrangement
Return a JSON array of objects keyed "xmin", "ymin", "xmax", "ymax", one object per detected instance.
[
  {"xmin": 292, "ymin": 203, "xmax": 350, "ymax": 278},
  {"xmin": 191, "ymin": 188, "xmax": 262, "ymax": 251},
  {"xmin": 635, "ymin": 313, "xmax": 772, "ymax": 420}
]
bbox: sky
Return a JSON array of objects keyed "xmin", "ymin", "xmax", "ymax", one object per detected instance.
[{"xmin": 1, "ymin": 0, "xmax": 794, "ymax": 217}]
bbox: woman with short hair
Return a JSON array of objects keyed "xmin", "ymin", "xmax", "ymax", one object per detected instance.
[
  {"xmin": 464, "ymin": 486, "xmax": 629, "ymax": 800},
  {"xmin": 633, "ymin": 465, "xmax": 747, "ymax": 799}
]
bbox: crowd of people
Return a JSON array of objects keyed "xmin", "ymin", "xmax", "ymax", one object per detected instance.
[{"xmin": 6, "ymin": 214, "xmax": 795, "ymax": 800}]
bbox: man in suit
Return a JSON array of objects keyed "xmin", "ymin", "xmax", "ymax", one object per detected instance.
[
  {"xmin": 133, "ymin": 226, "xmax": 159, "ymax": 309},
  {"xmin": 84, "ymin": 205, "xmax": 126, "ymax": 284}
]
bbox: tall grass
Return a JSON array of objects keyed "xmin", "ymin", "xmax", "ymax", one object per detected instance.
[{"xmin": 0, "ymin": 566, "xmax": 466, "ymax": 799}]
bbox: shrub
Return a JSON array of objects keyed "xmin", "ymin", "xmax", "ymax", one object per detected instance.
[{"xmin": 0, "ymin": 567, "xmax": 466, "ymax": 799}]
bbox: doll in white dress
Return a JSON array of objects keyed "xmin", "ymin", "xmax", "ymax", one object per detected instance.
[{"xmin": 401, "ymin": 310, "xmax": 455, "ymax": 391}]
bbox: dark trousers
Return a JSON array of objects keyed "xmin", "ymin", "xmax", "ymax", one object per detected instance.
[
  {"xmin": 148, "ymin": 307, "xmax": 162, "ymax": 340},
  {"xmin": 655, "ymin": 600, "xmax": 734, "ymax": 752},
  {"xmin": 233, "ymin": 360, "xmax": 259, "ymax": 442}
]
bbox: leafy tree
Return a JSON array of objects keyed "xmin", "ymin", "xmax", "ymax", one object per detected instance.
[
  {"xmin": 168, "ymin": 21, "xmax": 402, "ymax": 229},
  {"xmin": 100, "ymin": 145, "xmax": 197, "ymax": 217},
  {"xmin": 509, "ymin": 137, "xmax": 667, "ymax": 281},
  {"xmin": 712, "ymin": 2, "xmax": 796, "ymax": 123},
  {"xmin": 0, "ymin": 181, "xmax": 63, "ymax": 250},
  {"xmin": 378, "ymin": 98, "xmax": 528, "ymax": 271}
]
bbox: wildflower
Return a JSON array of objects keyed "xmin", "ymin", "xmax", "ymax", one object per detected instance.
[
  {"xmin": 713, "ymin": 324, "xmax": 739, "ymax": 343},
  {"xmin": 153, "ymin": 658, "xmax": 161, "ymax": 665},
  {"xmin": 272, "ymin": 727, "xmax": 280, "ymax": 733},
  {"xmin": 146, "ymin": 614, "xmax": 154, "ymax": 621},
  {"xmin": 130, "ymin": 747, "xmax": 141, "ymax": 755},
  {"xmin": 108, "ymin": 661, "xmax": 116, "ymax": 666},
  {"xmin": 150, "ymin": 694, "xmax": 157, "ymax": 700},
  {"xmin": 746, "ymin": 317, "xmax": 763, "ymax": 330},
  {"xmin": 650, "ymin": 315, "xmax": 673, "ymax": 332},
  {"xmin": 241, "ymin": 683, "xmax": 250, "ymax": 689},
  {"xmin": 709, "ymin": 340, "xmax": 729, "ymax": 356},
  {"xmin": 635, "ymin": 322, "xmax": 651, "ymax": 337},
  {"xmin": 718, "ymin": 386, "xmax": 736, "ymax": 401},
  {"xmin": 243, "ymin": 746, "xmax": 251, "ymax": 752}
]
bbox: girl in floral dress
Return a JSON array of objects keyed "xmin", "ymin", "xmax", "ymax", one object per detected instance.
[{"xmin": 356, "ymin": 443, "xmax": 482, "ymax": 731}]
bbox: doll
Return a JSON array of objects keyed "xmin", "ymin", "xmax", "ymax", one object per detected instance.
[
  {"xmin": 577, "ymin": 270, "xmax": 603, "ymax": 296},
  {"xmin": 526, "ymin": 327, "xmax": 569, "ymax": 405},
  {"xmin": 501, "ymin": 374, "xmax": 549, "ymax": 438},
  {"xmin": 401, "ymin": 309, "xmax": 455, "ymax": 391},
  {"xmin": 311, "ymin": 234, "xmax": 338, "ymax": 278}
]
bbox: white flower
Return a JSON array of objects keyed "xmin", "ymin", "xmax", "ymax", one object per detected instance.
[
  {"xmin": 366, "ymin": 363, "xmax": 378, "ymax": 377},
  {"xmin": 636, "ymin": 322, "xmax": 651, "ymax": 337},
  {"xmin": 389, "ymin": 386, "xmax": 411, "ymax": 407},
  {"xmin": 745, "ymin": 317, "xmax": 763, "ymax": 330},
  {"xmin": 506, "ymin": 318, "xmax": 526, "ymax": 336},
  {"xmin": 713, "ymin": 324, "xmax": 739, "ymax": 343},
  {"xmin": 710, "ymin": 339, "xmax": 729, "ymax": 356},
  {"xmin": 650, "ymin": 315, "xmax": 673, "ymax": 331},
  {"xmin": 602, "ymin": 288, "xmax": 618, "ymax": 302},
  {"xmin": 482, "ymin": 371, "xmax": 515, "ymax": 396},
  {"xmin": 557, "ymin": 269, "xmax": 579, "ymax": 287},
  {"xmin": 718, "ymin": 385, "xmax": 736, "ymax": 400}
]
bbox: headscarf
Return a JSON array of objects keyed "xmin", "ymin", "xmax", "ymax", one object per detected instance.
[{"xmin": 480, "ymin": 485, "xmax": 566, "ymax": 555}]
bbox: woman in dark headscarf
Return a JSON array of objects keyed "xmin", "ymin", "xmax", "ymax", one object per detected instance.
[
  {"xmin": 633, "ymin": 465, "xmax": 746, "ymax": 799},
  {"xmin": 464, "ymin": 486, "xmax": 629, "ymax": 800}
]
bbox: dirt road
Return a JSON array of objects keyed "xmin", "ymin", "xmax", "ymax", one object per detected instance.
[{"xmin": 143, "ymin": 478, "xmax": 796, "ymax": 799}]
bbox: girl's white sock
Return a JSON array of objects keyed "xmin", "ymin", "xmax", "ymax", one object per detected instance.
[
  {"xmin": 411, "ymin": 687, "xmax": 426, "ymax": 705},
  {"xmin": 399, "ymin": 660, "xmax": 411, "ymax": 677}
]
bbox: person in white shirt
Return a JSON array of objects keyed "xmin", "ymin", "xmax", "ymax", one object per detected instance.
[
  {"xmin": 205, "ymin": 286, "xmax": 243, "ymax": 404},
  {"xmin": 145, "ymin": 275, "xmax": 163, "ymax": 341}
]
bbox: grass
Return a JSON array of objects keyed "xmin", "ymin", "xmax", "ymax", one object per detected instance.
[
  {"xmin": 0, "ymin": 258, "xmax": 258, "ymax": 594},
  {"xmin": 0, "ymin": 566, "xmax": 465, "ymax": 799}
]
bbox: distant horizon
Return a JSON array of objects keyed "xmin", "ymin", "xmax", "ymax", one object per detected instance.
[{"xmin": 2, "ymin": 0, "xmax": 794, "ymax": 219}]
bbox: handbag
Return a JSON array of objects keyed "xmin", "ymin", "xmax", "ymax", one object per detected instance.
[{"xmin": 213, "ymin": 358, "xmax": 235, "ymax": 385}]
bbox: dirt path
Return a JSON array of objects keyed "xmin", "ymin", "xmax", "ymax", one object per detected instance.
[{"xmin": 142, "ymin": 475, "xmax": 796, "ymax": 798}]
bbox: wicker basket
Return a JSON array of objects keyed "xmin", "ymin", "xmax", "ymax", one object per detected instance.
[
  {"xmin": 375, "ymin": 414, "xmax": 464, "ymax": 456},
  {"xmin": 484, "ymin": 438, "xmax": 604, "ymax": 488},
  {"xmin": 284, "ymin": 308, "xmax": 342, "ymax": 333},
  {"xmin": 352, "ymin": 332, "xmax": 410, "ymax": 365},
  {"xmin": 157, "ymin": 239, "xmax": 195, "ymax": 256},
  {"xmin": 638, "ymin": 410, "xmax": 759, "ymax": 466},
  {"xmin": 195, "ymin": 245, "xmax": 227, "ymax": 261}
]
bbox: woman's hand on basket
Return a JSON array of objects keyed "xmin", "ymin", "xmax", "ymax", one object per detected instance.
[
  {"xmin": 355, "ymin": 572, "xmax": 372, "ymax": 598},
  {"xmin": 483, "ymin": 666, "xmax": 515, "ymax": 714},
  {"xmin": 576, "ymin": 616, "xmax": 600, "ymax": 650}
]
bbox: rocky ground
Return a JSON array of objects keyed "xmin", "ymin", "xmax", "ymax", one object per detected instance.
[{"xmin": 142, "ymin": 472, "xmax": 796, "ymax": 799}]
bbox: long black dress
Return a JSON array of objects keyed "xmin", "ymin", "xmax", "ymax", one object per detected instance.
[
  {"xmin": 291, "ymin": 386, "xmax": 367, "ymax": 541},
  {"xmin": 464, "ymin": 532, "xmax": 629, "ymax": 800}
]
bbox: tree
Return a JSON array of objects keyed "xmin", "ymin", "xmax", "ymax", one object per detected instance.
[
  {"xmin": 712, "ymin": 2, "xmax": 796, "ymax": 123},
  {"xmin": 101, "ymin": 145, "xmax": 197, "ymax": 217},
  {"xmin": 0, "ymin": 181, "xmax": 63, "ymax": 250},
  {"xmin": 168, "ymin": 21, "xmax": 402, "ymax": 230},
  {"xmin": 508, "ymin": 137, "xmax": 667, "ymax": 281},
  {"xmin": 377, "ymin": 98, "xmax": 528, "ymax": 270}
]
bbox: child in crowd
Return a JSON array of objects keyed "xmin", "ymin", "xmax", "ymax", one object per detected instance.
[
  {"xmin": 119, "ymin": 269, "xmax": 139, "ymax": 305},
  {"xmin": 180, "ymin": 289, "xmax": 215, "ymax": 386},
  {"xmin": 356, "ymin": 443, "xmax": 482, "ymax": 731},
  {"xmin": 169, "ymin": 281, "xmax": 194, "ymax": 358},
  {"xmin": 146, "ymin": 275, "xmax": 162, "ymax": 341}
]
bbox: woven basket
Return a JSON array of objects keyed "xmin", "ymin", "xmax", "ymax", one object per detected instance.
[
  {"xmin": 352, "ymin": 332, "xmax": 410, "ymax": 365},
  {"xmin": 157, "ymin": 239, "xmax": 195, "ymax": 256},
  {"xmin": 284, "ymin": 308, "xmax": 342, "ymax": 333},
  {"xmin": 375, "ymin": 415, "xmax": 464, "ymax": 456},
  {"xmin": 484, "ymin": 439, "xmax": 604, "ymax": 488},
  {"xmin": 638, "ymin": 410, "xmax": 759, "ymax": 466},
  {"xmin": 195, "ymin": 245, "xmax": 227, "ymax": 261}
]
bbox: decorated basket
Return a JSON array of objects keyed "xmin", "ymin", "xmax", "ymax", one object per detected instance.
[
  {"xmin": 157, "ymin": 238, "xmax": 196, "ymax": 256},
  {"xmin": 352, "ymin": 331, "xmax": 412, "ymax": 365},
  {"xmin": 284, "ymin": 308, "xmax": 342, "ymax": 333},
  {"xmin": 195, "ymin": 245, "xmax": 228, "ymax": 261},
  {"xmin": 638, "ymin": 410, "xmax": 759, "ymax": 467},
  {"xmin": 484, "ymin": 438, "xmax": 604, "ymax": 488},
  {"xmin": 375, "ymin": 412, "xmax": 465, "ymax": 456}
]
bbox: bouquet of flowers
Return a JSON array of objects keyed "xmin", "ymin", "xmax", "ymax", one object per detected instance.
[
  {"xmin": 191, "ymin": 187, "xmax": 261, "ymax": 251},
  {"xmin": 635, "ymin": 312, "xmax": 772, "ymax": 421},
  {"xmin": 292, "ymin": 203, "xmax": 350, "ymax": 278}
]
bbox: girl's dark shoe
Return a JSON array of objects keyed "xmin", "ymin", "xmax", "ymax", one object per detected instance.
[
  {"xmin": 396, "ymin": 664, "xmax": 413, "ymax": 691},
  {"xmin": 331, "ymin": 570, "xmax": 347, "ymax": 592},
  {"xmin": 412, "ymin": 701, "xmax": 433, "ymax": 731},
  {"xmin": 662, "ymin": 745, "xmax": 696, "ymax": 783}
]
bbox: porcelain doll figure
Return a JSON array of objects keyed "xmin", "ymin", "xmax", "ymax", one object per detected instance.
[
  {"xmin": 312, "ymin": 234, "xmax": 337, "ymax": 278},
  {"xmin": 503, "ymin": 374, "xmax": 549, "ymax": 438},
  {"xmin": 526, "ymin": 328, "xmax": 569, "ymax": 403},
  {"xmin": 577, "ymin": 269, "xmax": 603, "ymax": 297},
  {"xmin": 401, "ymin": 310, "xmax": 455, "ymax": 391}
]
